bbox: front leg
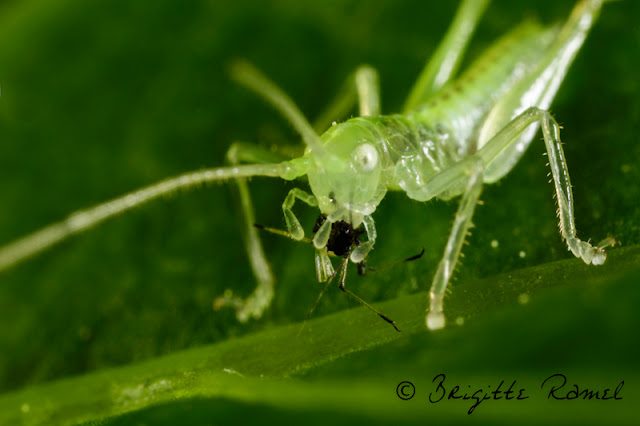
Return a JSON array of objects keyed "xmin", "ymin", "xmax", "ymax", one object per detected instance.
[
  {"xmin": 214, "ymin": 142, "xmax": 299, "ymax": 322},
  {"xmin": 427, "ymin": 158, "xmax": 484, "ymax": 330},
  {"xmin": 282, "ymin": 188, "xmax": 318, "ymax": 241}
]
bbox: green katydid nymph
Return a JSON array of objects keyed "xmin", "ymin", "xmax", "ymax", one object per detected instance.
[{"xmin": 0, "ymin": 0, "xmax": 616, "ymax": 331}]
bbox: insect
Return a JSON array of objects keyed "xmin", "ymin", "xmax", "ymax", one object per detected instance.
[{"xmin": 0, "ymin": 0, "xmax": 615, "ymax": 331}]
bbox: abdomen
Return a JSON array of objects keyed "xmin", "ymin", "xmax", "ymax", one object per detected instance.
[
  {"xmin": 414, "ymin": 20, "xmax": 558, "ymax": 151},
  {"xmin": 345, "ymin": 22, "xmax": 559, "ymax": 200}
]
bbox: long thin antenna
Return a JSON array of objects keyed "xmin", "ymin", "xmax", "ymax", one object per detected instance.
[
  {"xmin": 0, "ymin": 163, "xmax": 294, "ymax": 272},
  {"xmin": 229, "ymin": 60, "xmax": 328, "ymax": 157}
]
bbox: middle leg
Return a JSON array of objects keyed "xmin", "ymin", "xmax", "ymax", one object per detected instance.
[{"xmin": 426, "ymin": 157, "xmax": 485, "ymax": 330}]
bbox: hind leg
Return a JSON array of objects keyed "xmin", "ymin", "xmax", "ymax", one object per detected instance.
[
  {"xmin": 478, "ymin": 107, "xmax": 609, "ymax": 265},
  {"xmin": 403, "ymin": 0, "xmax": 490, "ymax": 111}
]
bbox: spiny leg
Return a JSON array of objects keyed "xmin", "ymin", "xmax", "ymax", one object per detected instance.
[
  {"xmin": 313, "ymin": 65, "xmax": 381, "ymax": 132},
  {"xmin": 213, "ymin": 142, "xmax": 299, "ymax": 322},
  {"xmin": 477, "ymin": 0, "xmax": 606, "ymax": 177},
  {"xmin": 477, "ymin": 107, "xmax": 608, "ymax": 265},
  {"xmin": 423, "ymin": 106, "xmax": 610, "ymax": 329},
  {"xmin": 403, "ymin": 0, "xmax": 490, "ymax": 112},
  {"xmin": 0, "ymin": 161, "xmax": 309, "ymax": 273},
  {"xmin": 426, "ymin": 158, "xmax": 484, "ymax": 330}
]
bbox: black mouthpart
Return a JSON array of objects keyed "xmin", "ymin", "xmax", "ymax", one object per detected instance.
[
  {"xmin": 313, "ymin": 214, "xmax": 364, "ymax": 257},
  {"xmin": 307, "ymin": 215, "xmax": 401, "ymax": 333}
]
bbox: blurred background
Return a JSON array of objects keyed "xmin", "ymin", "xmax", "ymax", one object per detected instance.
[{"xmin": 0, "ymin": 0, "xmax": 638, "ymax": 423}]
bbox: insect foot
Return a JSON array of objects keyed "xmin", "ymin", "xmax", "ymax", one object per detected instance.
[
  {"xmin": 568, "ymin": 238, "xmax": 607, "ymax": 266},
  {"xmin": 426, "ymin": 311, "xmax": 446, "ymax": 331},
  {"xmin": 213, "ymin": 284, "xmax": 274, "ymax": 323},
  {"xmin": 426, "ymin": 292, "xmax": 446, "ymax": 331}
]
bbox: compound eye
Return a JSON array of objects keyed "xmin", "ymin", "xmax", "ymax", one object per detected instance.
[{"xmin": 352, "ymin": 143, "xmax": 378, "ymax": 172}]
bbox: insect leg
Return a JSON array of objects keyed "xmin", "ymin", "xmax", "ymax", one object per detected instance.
[
  {"xmin": 426, "ymin": 158, "xmax": 484, "ymax": 330},
  {"xmin": 403, "ymin": 0, "xmax": 490, "ymax": 112},
  {"xmin": 477, "ymin": 0, "xmax": 606, "ymax": 180},
  {"xmin": 313, "ymin": 65, "xmax": 381, "ymax": 132},
  {"xmin": 213, "ymin": 142, "xmax": 299, "ymax": 322},
  {"xmin": 283, "ymin": 188, "xmax": 318, "ymax": 241},
  {"xmin": 477, "ymin": 107, "xmax": 607, "ymax": 265}
]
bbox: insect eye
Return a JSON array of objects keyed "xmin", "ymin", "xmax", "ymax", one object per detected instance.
[{"xmin": 352, "ymin": 143, "xmax": 378, "ymax": 172}]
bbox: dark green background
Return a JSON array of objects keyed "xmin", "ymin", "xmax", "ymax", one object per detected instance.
[{"xmin": 0, "ymin": 0, "xmax": 638, "ymax": 424}]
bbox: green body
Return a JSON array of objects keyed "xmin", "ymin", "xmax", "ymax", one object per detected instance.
[
  {"xmin": 309, "ymin": 20, "xmax": 562, "ymax": 218},
  {"xmin": 300, "ymin": 0, "xmax": 610, "ymax": 330},
  {"xmin": 0, "ymin": 0, "xmax": 611, "ymax": 332}
]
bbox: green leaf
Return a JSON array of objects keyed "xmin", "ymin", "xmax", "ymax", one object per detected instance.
[
  {"xmin": 0, "ymin": 0, "xmax": 638, "ymax": 424},
  {"xmin": 1, "ymin": 247, "xmax": 639, "ymax": 424}
]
